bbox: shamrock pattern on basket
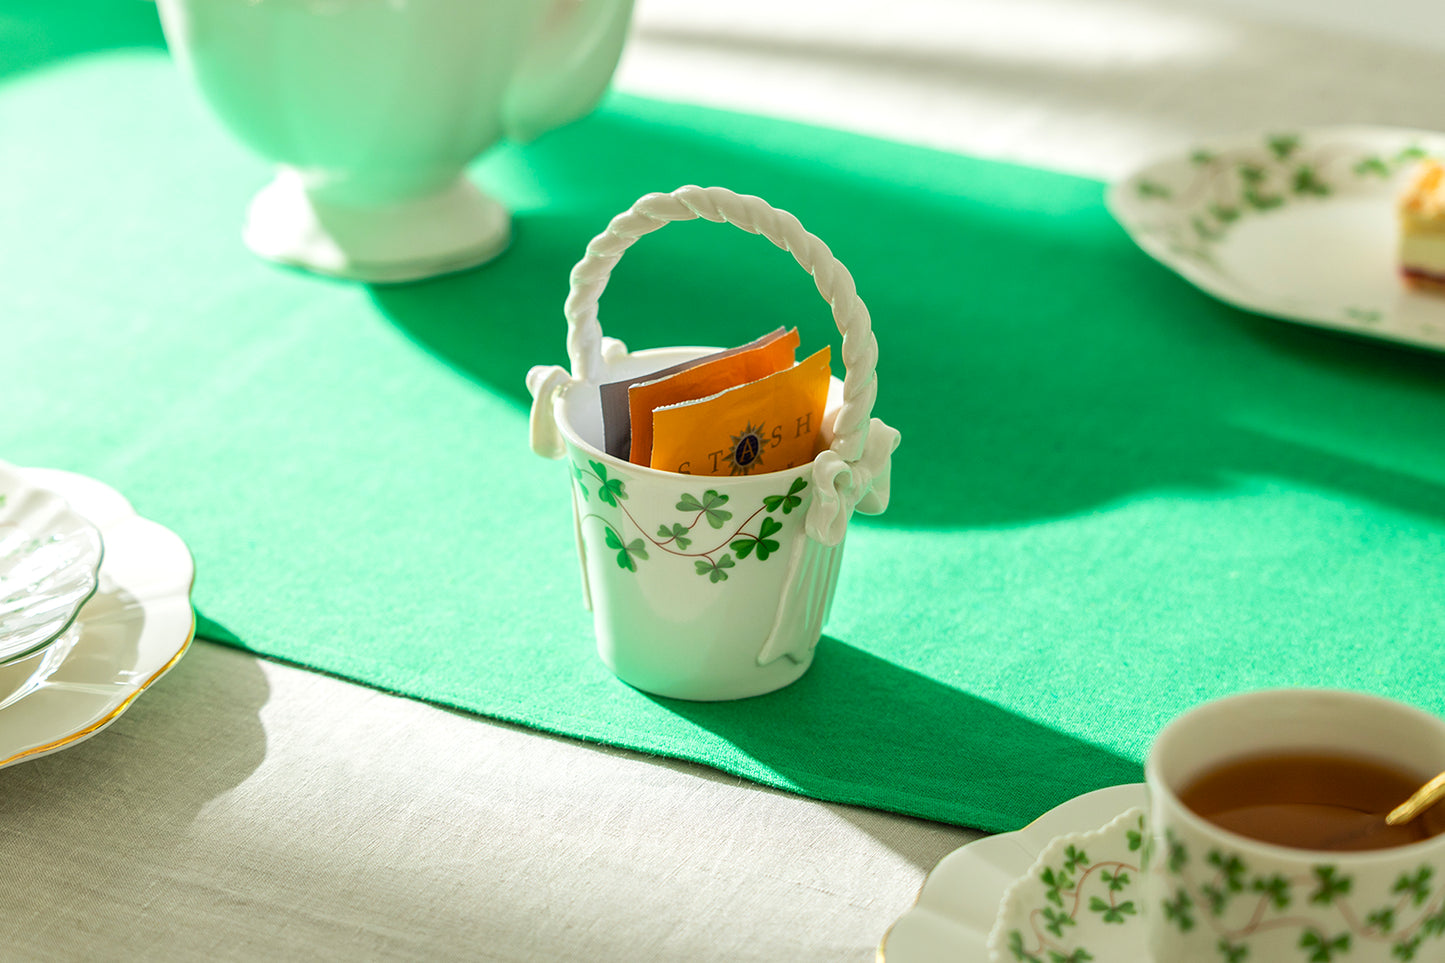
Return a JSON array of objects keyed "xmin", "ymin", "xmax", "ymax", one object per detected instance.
[
  {"xmin": 1157, "ymin": 829, "xmax": 1445, "ymax": 962},
  {"xmin": 571, "ymin": 458, "xmax": 808, "ymax": 582}
]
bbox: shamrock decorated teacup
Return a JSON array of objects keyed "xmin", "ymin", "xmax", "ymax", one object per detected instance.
[{"xmin": 1146, "ymin": 689, "xmax": 1445, "ymax": 963}]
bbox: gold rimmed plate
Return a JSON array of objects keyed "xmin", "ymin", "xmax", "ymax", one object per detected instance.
[{"xmin": 0, "ymin": 468, "xmax": 194, "ymax": 768}]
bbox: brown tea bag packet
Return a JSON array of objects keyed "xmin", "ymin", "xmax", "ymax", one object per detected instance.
[
  {"xmin": 597, "ymin": 328, "xmax": 790, "ymax": 459},
  {"xmin": 649, "ymin": 346, "xmax": 831, "ymax": 476},
  {"xmin": 626, "ymin": 328, "xmax": 799, "ymax": 465}
]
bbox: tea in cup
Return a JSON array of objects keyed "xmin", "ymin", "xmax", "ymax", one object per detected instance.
[{"xmin": 1146, "ymin": 689, "xmax": 1445, "ymax": 962}]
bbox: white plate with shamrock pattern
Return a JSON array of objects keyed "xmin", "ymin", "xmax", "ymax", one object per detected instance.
[
  {"xmin": 878, "ymin": 783, "xmax": 1147, "ymax": 963},
  {"xmin": 1107, "ymin": 126, "xmax": 1445, "ymax": 352}
]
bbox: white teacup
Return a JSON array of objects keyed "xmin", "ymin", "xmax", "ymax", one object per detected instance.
[
  {"xmin": 1146, "ymin": 689, "xmax": 1445, "ymax": 963},
  {"xmin": 156, "ymin": 0, "xmax": 634, "ymax": 282}
]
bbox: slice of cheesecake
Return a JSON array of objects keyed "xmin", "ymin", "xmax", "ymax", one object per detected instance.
[{"xmin": 1399, "ymin": 160, "xmax": 1445, "ymax": 292}]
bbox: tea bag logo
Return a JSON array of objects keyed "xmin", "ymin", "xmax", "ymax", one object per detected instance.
[{"xmin": 724, "ymin": 422, "xmax": 768, "ymax": 475}]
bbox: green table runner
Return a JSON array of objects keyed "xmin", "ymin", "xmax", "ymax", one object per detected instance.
[{"xmin": 5, "ymin": 4, "xmax": 1445, "ymax": 832}]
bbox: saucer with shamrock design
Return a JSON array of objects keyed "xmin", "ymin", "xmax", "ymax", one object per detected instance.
[
  {"xmin": 986, "ymin": 806, "xmax": 1151, "ymax": 962},
  {"xmin": 878, "ymin": 783, "xmax": 1148, "ymax": 963}
]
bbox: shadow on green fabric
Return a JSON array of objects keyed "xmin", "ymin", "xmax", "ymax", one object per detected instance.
[
  {"xmin": 647, "ymin": 636, "xmax": 1142, "ymax": 833},
  {"xmin": 194, "ymin": 610, "xmax": 244, "ymax": 649},
  {"xmin": 374, "ymin": 97, "xmax": 1445, "ymax": 535}
]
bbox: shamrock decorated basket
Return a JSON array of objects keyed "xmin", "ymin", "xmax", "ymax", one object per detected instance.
[{"xmin": 527, "ymin": 185, "xmax": 900, "ymax": 701}]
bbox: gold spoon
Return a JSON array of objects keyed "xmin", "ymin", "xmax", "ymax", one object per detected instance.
[
  {"xmin": 1318, "ymin": 771, "xmax": 1445, "ymax": 849},
  {"xmin": 1387, "ymin": 771, "xmax": 1445, "ymax": 827}
]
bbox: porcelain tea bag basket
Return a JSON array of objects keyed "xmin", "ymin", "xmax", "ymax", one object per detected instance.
[{"xmin": 527, "ymin": 186, "xmax": 900, "ymax": 701}]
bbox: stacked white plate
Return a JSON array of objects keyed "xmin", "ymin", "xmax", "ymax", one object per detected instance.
[{"xmin": 0, "ymin": 464, "xmax": 194, "ymax": 768}]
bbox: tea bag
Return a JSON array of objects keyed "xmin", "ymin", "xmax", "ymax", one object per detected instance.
[
  {"xmin": 649, "ymin": 346, "xmax": 831, "ymax": 476},
  {"xmin": 625, "ymin": 328, "xmax": 799, "ymax": 465},
  {"xmin": 597, "ymin": 328, "xmax": 791, "ymax": 459}
]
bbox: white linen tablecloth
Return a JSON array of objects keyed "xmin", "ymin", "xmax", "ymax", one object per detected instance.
[{"xmin": 3, "ymin": 1, "xmax": 1442, "ymax": 959}]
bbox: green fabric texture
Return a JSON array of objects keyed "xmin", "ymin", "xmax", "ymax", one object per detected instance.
[{"xmin": 5, "ymin": 5, "xmax": 1445, "ymax": 833}]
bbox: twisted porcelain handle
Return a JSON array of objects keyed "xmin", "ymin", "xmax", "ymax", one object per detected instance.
[{"xmin": 528, "ymin": 185, "xmax": 899, "ymax": 543}]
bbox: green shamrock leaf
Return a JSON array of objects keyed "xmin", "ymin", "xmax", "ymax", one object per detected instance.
[
  {"xmin": 1299, "ymin": 928, "xmax": 1350, "ymax": 962},
  {"xmin": 1127, "ymin": 815, "xmax": 1153, "ymax": 867},
  {"xmin": 1202, "ymin": 884, "xmax": 1227, "ymax": 916},
  {"xmin": 754, "ymin": 516, "xmax": 783, "ymax": 560},
  {"xmin": 1207, "ymin": 850, "xmax": 1246, "ymax": 892},
  {"xmin": 1136, "ymin": 179, "xmax": 1171, "ymax": 199},
  {"xmin": 1393, "ymin": 866, "xmax": 1432, "ymax": 907},
  {"xmin": 1049, "ymin": 950, "xmax": 1092, "ymax": 963},
  {"xmin": 1166, "ymin": 831, "xmax": 1188, "ymax": 873},
  {"xmin": 656, "ymin": 522, "xmax": 692, "ymax": 550},
  {"xmin": 1041, "ymin": 907, "xmax": 1074, "ymax": 938},
  {"xmin": 1251, "ymin": 874, "xmax": 1291, "ymax": 910},
  {"xmin": 589, "ymin": 460, "xmax": 626, "ymax": 506},
  {"xmin": 1311, "ymin": 866, "xmax": 1352, "ymax": 906},
  {"xmin": 1162, "ymin": 888, "xmax": 1193, "ymax": 932},
  {"xmin": 1243, "ymin": 188, "xmax": 1283, "ymax": 211},
  {"xmin": 732, "ymin": 516, "xmax": 785, "ymax": 561},
  {"xmin": 1208, "ymin": 202, "xmax": 1239, "ymax": 224},
  {"xmin": 1353, "ymin": 155, "xmax": 1390, "ymax": 177},
  {"xmin": 1191, "ymin": 215, "xmax": 1224, "ymax": 240},
  {"xmin": 1394, "ymin": 935, "xmax": 1421, "ymax": 961},
  {"xmin": 1101, "ymin": 869, "xmax": 1129, "ymax": 892},
  {"xmin": 1367, "ymin": 907, "xmax": 1397, "ymax": 935},
  {"xmin": 693, "ymin": 554, "xmax": 735, "ymax": 583},
  {"xmin": 678, "ymin": 490, "xmax": 732, "ymax": 528},
  {"xmin": 1006, "ymin": 930, "xmax": 1043, "ymax": 963},
  {"xmin": 1292, "ymin": 165, "xmax": 1330, "ymax": 196},
  {"xmin": 1089, "ymin": 896, "xmax": 1136, "ymax": 924},
  {"xmin": 1217, "ymin": 939, "xmax": 1248, "ymax": 963},
  {"xmin": 1267, "ymin": 133, "xmax": 1301, "ymax": 159},
  {"xmin": 1040, "ymin": 867, "xmax": 1075, "ymax": 907},
  {"xmin": 604, "ymin": 527, "xmax": 646, "ymax": 571},
  {"xmin": 1064, "ymin": 845, "xmax": 1089, "ymax": 873},
  {"xmin": 763, "ymin": 477, "xmax": 808, "ymax": 514}
]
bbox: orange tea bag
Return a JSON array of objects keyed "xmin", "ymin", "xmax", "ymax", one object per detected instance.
[
  {"xmin": 649, "ymin": 346, "xmax": 831, "ymax": 476},
  {"xmin": 598, "ymin": 328, "xmax": 790, "ymax": 459},
  {"xmin": 626, "ymin": 328, "xmax": 799, "ymax": 465}
]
